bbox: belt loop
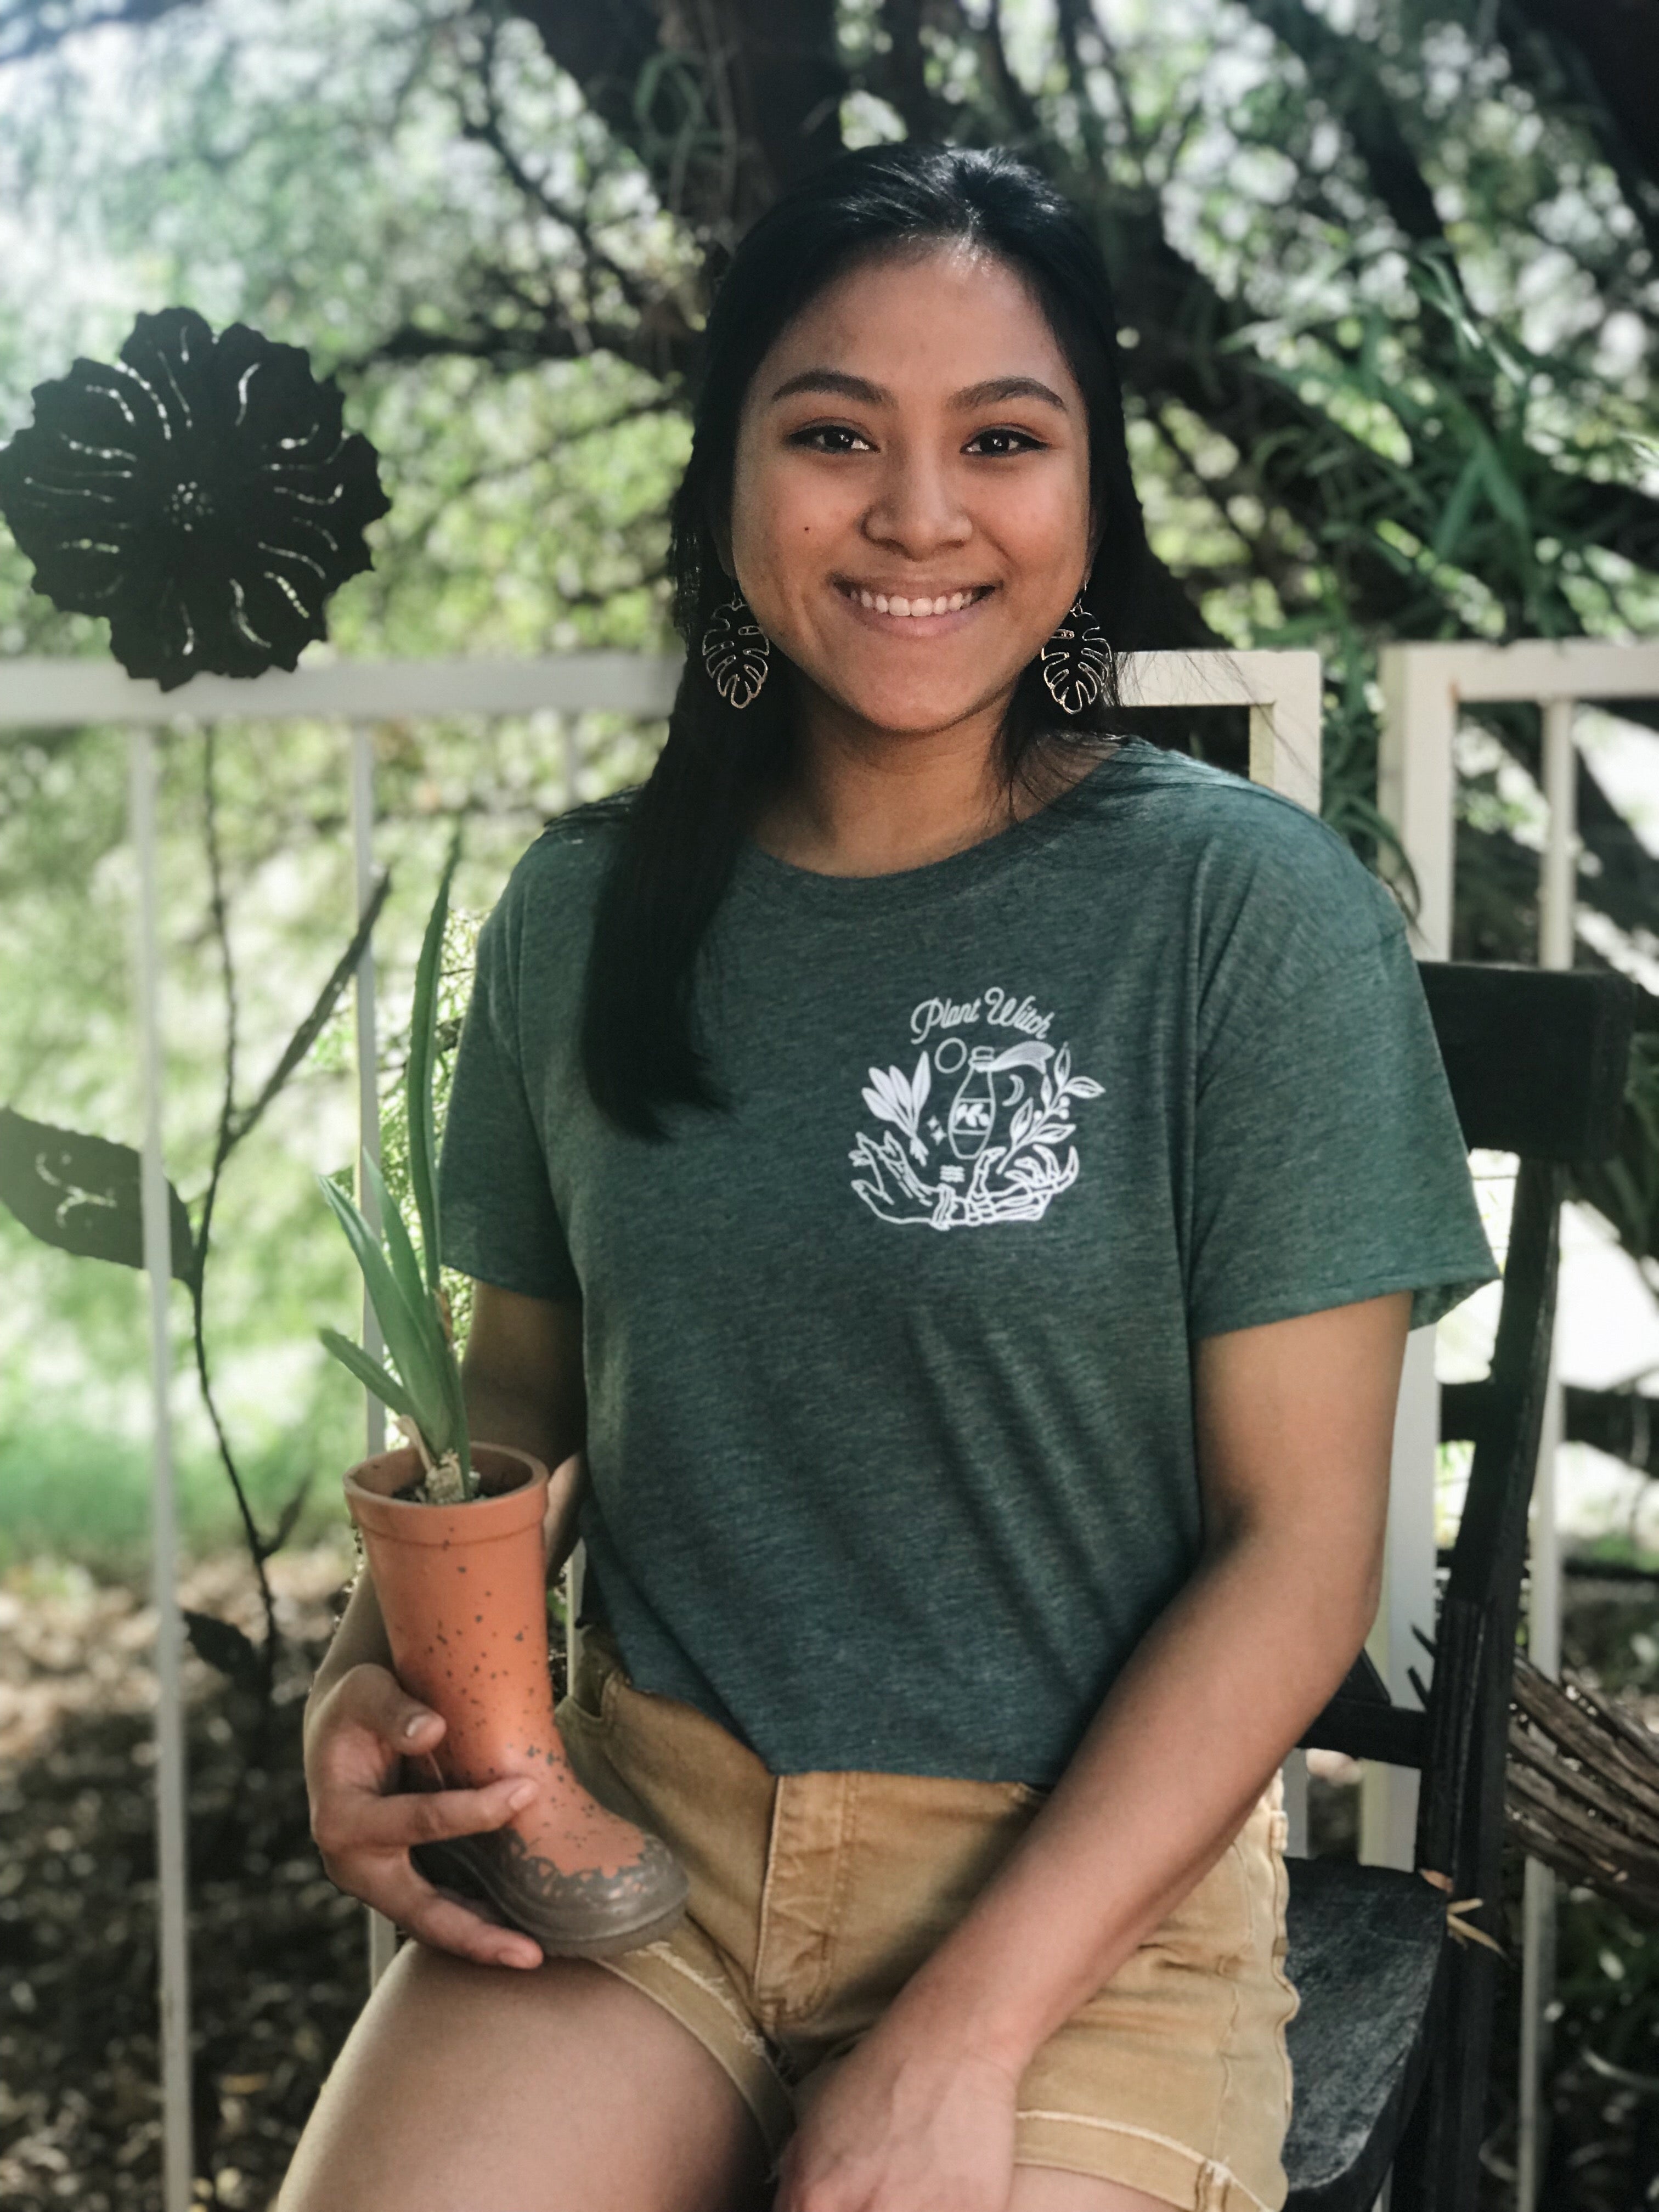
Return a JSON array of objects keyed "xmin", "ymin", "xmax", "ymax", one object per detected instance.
[{"xmin": 1195, "ymin": 2157, "xmax": 1231, "ymax": 2211}]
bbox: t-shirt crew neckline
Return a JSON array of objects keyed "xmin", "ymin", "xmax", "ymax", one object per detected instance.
[{"xmin": 731, "ymin": 734, "xmax": 1158, "ymax": 915}]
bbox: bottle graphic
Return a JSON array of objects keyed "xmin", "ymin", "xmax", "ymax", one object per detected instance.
[{"xmin": 948, "ymin": 1047, "xmax": 999, "ymax": 1160}]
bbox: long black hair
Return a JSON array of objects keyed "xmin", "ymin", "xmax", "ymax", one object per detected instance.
[{"xmin": 582, "ymin": 142, "xmax": 1205, "ymax": 1136}]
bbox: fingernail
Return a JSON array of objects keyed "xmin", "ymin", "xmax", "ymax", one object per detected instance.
[
  {"xmin": 403, "ymin": 1712, "xmax": 431, "ymax": 1740},
  {"xmin": 507, "ymin": 1781, "xmax": 536, "ymax": 1810}
]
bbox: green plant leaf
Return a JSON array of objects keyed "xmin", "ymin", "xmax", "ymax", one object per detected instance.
[
  {"xmin": 408, "ymin": 829, "xmax": 461, "ymax": 1299},
  {"xmin": 357, "ymin": 1148, "xmax": 461, "ymax": 1464},
  {"xmin": 318, "ymin": 1326, "xmax": 417, "ymax": 1421},
  {"xmin": 317, "ymin": 1168, "xmax": 449, "ymax": 1449},
  {"xmin": 359, "ymin": 1149, "xmax": 439, "ymax": 1367},
  {"xmin": 357, "ymin": 1150, "xmax": 472, "ymax": 1489},
  {"xmin": 1431, "ymin": 450, "xmax": 1483, "ymax": 564}
]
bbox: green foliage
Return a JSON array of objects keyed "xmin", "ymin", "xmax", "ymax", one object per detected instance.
[
  {"xmin": 316, "ymin": 836, "xmax": 473, "ymax": 1493},
  {"xmin": 1556, "ymin": 1886, "xmax": 1659, "ymax": 2085}
]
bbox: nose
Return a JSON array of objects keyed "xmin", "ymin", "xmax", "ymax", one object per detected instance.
[{"xmin": 861, "ymin": 441, "xmax": 972, "ymax": 561}]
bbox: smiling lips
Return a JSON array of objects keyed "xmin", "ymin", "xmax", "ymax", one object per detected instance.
[{"xmin": 837, "ymin": 580, "xmax": 994, "ymax": 619}]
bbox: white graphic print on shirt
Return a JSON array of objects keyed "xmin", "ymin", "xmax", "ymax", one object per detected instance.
[{"xmin": 849, "ymin": 987, "xmax": 1103, "ymax": 1230}]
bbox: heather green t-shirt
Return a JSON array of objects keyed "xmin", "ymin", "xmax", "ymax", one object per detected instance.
[{"xmin": 437, "ymin": 737, "xmax": 1497, "ymax": 1786}]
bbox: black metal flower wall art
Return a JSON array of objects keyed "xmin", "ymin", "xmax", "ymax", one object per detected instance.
[{"xmin": 0, "ymin": 306, "xmax": 391, "ymax": 691}]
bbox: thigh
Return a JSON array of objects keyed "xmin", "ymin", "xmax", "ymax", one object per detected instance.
[{"xmin": 276, "ymin": 1940, "xmax": 771, "ymax": 2212}]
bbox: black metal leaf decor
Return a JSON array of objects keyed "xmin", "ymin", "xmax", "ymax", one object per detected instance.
[
  {"xmin": 0, "ymin": 306, "xmax": 391, "ymax": 691},
  {"xmin": 0, "ymin": 1105, "xmax": 195, "ymax": 1282}
]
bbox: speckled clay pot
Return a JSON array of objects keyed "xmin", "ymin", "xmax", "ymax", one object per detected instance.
[{"xmin": 343, "ymin": 1442, "xmax": 687, "ymax": 1959}]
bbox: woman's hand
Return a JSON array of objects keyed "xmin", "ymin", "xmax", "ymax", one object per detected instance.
[
  {"xmin": 772, "ymin": 2023, "xmax": 1021, "ymax": 2212},
  {"xmin": 303, "ymin": 1661, "xmax": 544, "ymax": 1970}
]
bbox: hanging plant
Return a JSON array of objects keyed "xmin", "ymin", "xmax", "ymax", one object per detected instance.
[{"xmin": 0, "ymin": 304, "xmax": 389, "ymax": 690}]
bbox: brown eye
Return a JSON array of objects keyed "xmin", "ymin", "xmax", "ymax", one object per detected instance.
[
  {"xmin": 966, "ymin": 427, "xmax": 1043, "ymax": 457},
  {"xmin": 789, "ymin": 424, "xmax": 873, "ymax": 454}
]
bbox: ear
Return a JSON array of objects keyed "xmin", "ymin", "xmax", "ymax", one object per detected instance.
[
  {"xmin": 1084, "ymin": 507, "xmax": 1105, "ymax": 584},
  {"xmin": 708, "ymin": 500, "xmax": 736, "ymax": 584}
]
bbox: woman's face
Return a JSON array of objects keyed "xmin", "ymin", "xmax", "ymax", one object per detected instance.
[{"xmin": 726, "ymin": 243, "xmax": 1095, "ymax": 742}]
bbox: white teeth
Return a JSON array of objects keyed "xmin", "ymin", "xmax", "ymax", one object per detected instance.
[{"xmin": 851, "ymin": 587, "xmax": 984, "ymax": 617}]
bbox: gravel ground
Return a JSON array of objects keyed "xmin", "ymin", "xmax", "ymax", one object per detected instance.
[{"xmin": 0, "ymin": 1546, "xmax": 368, "ymax": 2211}]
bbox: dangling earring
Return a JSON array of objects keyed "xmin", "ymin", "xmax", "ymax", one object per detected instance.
[
  {"xmin": 701, "ymin": 591, "xmax": 771, "ymax": 709},
  {"xmin": 1040, "ymin": 590, "xmax": 1109, "ymax": 716}
]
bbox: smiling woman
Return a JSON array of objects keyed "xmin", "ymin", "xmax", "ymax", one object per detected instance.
[
  {"xmin": 281, "ymin": 145, "xmax": 1498, "ymax": 2212},
  {"xmin": 731, "ymin": 257, "xmax": 1095, "ymax": 821},
  {"xmin": 578, "ymin": 145, "xmax": 1208, "ymax": 1137}
]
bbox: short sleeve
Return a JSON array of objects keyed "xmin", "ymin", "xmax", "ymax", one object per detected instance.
[
  {"xmin": 1187, "ymin": 916, "xmax": 1498, "ymax": 1339},
  {"xmin": 436, "ymin": 897, "xmax": 582, "ymax": 1302}
]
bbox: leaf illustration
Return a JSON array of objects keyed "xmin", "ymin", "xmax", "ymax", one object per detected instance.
[
  {"xmin": 862, "ymin": 1080, "xmax": 902, "ymax": 1126},
  {"xmin": 912, "ymin": 1052, "xmax": 930, "ymax": 1111},
  {"xmin": 1054, "ymin": 1043, "xmax": 1072, "ymax": 1090},
  {"xmin": 1067, "ymin": 1076, "xmax": 1104, "ymax": 1098},
  {"xmin": 1007, "ymin": 1098, "xmax": 1035, "ymax": 1149}
]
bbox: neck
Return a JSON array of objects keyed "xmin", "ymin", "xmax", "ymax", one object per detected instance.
[{"xmin": 751, "ymin": 680, "xmax": 1101, "ymax": 879}]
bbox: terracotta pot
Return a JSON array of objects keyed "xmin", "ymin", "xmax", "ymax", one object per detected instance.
[{"xmin": 343, "ymin": 1441, "xmax": 687, "ymax": 1959}]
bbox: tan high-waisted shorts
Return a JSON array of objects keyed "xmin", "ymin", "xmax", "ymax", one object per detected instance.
[{"xmin": 556, "ymin": 1627, "xmax": 1299, "ymax": 2212}]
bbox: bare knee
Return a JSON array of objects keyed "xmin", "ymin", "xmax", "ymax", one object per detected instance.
[{"xmin": 278, "ymin": 1943, "xmax": 769, "ymax": 2212}]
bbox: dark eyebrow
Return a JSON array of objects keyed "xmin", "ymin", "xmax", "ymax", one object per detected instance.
[
  {"xmin": 768, "ymin": 369, "xmax": 1069, "ymax": 413},
  {"xmin": 769, "ymin": 369, "xmax": 888, "ymax": 405},
  {"xmin": 953, "ymin": 376, "xmax": 1068, "ymax": 413}
]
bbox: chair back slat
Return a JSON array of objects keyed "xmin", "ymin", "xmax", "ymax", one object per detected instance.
[
  {"xmin": 1415, "ymin": 1158, "xmax": 1564, "ymax": 1888},
  {"xmin": 1419, "ymin": 963, "xmax": 1633, "ymax": 1161}
]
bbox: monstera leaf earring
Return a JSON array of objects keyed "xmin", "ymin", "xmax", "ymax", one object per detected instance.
[
  {"xmin": 701, "ymin": 590, "xmax": 771, "ymax": 708},
  {"xmin": 1040, "ymin": 588, "xmax": 1110, "ymax": 716}
]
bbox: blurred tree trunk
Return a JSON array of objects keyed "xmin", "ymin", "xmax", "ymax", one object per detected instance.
[{"xmin": 514, "ymin": 0, "xmax": 844, "ymax": 239}]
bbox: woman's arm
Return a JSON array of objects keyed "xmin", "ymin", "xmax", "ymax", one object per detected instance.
[{"xmin": 774, "ymin": 1287, "xmax": 1408, "ymax": 2209}]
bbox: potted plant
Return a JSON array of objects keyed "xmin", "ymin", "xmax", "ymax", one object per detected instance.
[{"xmin": 318, "ymin": 836, "xmax": 687, "ymax": 1957}]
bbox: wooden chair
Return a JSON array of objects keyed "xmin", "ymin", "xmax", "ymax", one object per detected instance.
[{"xmin": 1281, "ymin": 961, "xmax": 1635, "ymax": 2211}]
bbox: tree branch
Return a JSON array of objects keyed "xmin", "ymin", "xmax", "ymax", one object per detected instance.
[
  {"xmin": 1234, "ymin": 0, "xmax": 1447, "ymax": 246},
  {"xmin": 508, "ymin": 0, "xmax": 844, "ymax": 240},
  {"xmin": 0, "ymin": 0, "xmax": 195, "ymax": 67},
  {"xmin": 872, "ymin": 0, "xmax": 938, "ymax": 141},
  {"xmin": 1502, "ymin": 0, "xmax": 1659, "ymax": 205}
]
